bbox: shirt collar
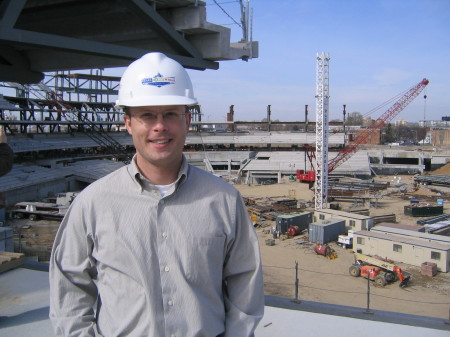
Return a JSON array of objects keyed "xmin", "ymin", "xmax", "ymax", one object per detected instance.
[{"xmin": 127, "ymin": 154, "xmax": 188, "ymax": 193}]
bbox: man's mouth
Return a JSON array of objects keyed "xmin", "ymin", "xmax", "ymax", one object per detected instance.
[{"xmin": 150, "ymin": 139, "xmax": 170, "ymax": 144}]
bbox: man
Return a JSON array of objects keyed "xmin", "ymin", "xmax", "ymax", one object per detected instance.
[{"xmin": 50, "ymin": 52, "xmax": 264, "ymax": 337}]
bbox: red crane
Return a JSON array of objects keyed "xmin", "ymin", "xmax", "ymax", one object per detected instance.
[
  {"xmin": 328, "ymin": 78, "xmax": 429, "ymax": 173},
  {"xmin": 297, "ymin": 78, "xmax": 429, "ymax": 182}
]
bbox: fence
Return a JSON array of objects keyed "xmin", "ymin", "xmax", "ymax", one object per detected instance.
[{"xmin": 262, "ymin": 261, "xmax": 450, "ymax": 318}]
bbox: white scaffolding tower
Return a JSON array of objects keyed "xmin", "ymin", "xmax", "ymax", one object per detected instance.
[{"xmin": 315, "ymin": 53, "xmax": 330, "ymax": 210}]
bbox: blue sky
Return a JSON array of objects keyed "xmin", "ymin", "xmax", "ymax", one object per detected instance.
[{"xmin": 183, "ymin": 0, "xmax": 450, "ymax": 123}]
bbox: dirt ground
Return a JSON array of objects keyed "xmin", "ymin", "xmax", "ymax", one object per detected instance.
[
  {"xmin": 7, "ymin": 170, "xmax": 450, "ymax": 320},
  {"xmin": 234, "ymin": 175, "xmax": 450, "ymax": 320}
]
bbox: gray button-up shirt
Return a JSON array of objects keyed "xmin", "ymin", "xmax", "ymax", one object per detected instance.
[{"xmin": 49, "ymin": 156, "xmax": 264, "ymax": 337}]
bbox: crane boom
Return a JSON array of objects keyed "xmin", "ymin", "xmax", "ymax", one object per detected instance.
[{"xmin": 327, "ymin": 78, "xmax": 429, "ymax": 173}]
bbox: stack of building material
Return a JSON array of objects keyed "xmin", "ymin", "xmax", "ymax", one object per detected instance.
[
  {"xmin": 0, "ymin": 252, "xmax": 25, "ymax": 274},
  {"xmin": 414, "ymin": 174, "xmax": 450, "ymax": 187},
  {"xmin": 272, "ymin": 199, "xmax": 298, "ymax": 210},
  {"xmin": 404, "ymin": 204, "xmax": 443, "ymax": 217},
  {"xmin": 420, "ymin": 262, "xmax": 438, "ymax": 277}
]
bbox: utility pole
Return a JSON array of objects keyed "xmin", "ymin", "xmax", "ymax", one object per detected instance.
[
  {"xmin": 305, "ymin": 104, "xmax": 309, "ymax": 132},
  {"xmin": 267, "ymin": 104, "xmax": 272, "ymax": 151},
  {"xmin": 343, "ymin": 104, "xmax": 346, "ymax": 147}
]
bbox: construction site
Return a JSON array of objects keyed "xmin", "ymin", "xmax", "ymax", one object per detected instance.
[
  {"xmin": 0, "ymin": 1, "xmax": 449, "ymax": 336},
  {"xmin": 1, "ymin": 54, "xmax": 450, "ymax": 320}
]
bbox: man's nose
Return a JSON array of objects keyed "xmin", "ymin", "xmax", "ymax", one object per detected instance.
[{"xmin": 151, "ymin": 114, "xmax": 168, "ymax": 129}]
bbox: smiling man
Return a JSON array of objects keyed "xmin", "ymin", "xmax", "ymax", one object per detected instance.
[
  {"xmin": 49, "ymin": 53, "xmax": 264, "ymax": 337},
  {"xmin": 124, "ymin": 105, "xmax": 189, "ymax": 185}
]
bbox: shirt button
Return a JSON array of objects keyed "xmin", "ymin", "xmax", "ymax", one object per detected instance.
[
  {"xmin": 164, "ymin": 266, "xmax": 170, "ymax": 272},
  {"xmin": 162, "ymin": 232, "xmax": 168, "ymax": 238},
  {"xmin": 168, "ymin": 300, "xmax": 173, "ymax": 306},
  {"xmin": 170, "ymin": 334, "xmax": 176, "ymax": 337}
]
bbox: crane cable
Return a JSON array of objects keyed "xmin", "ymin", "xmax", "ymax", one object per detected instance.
[{"xmin": 362, "ymin": 87, "xmax": 409, "ymax": 119}]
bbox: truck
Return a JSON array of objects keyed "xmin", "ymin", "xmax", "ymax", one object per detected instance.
[
  {"xmin": 337, "ymin": 230, "xmax": 354, "ymax": 249},
  {"xmin": 349, "ymin": 253, "xmax": 410, "ymax": 287},
  {"xmin": 13, "ymin": 192, "xmax": 78, "ymax": 221}
]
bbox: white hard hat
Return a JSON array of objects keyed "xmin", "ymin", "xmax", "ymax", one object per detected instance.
[{"xmin": 116, "ymin": 52, "xmax": 197, "ymax": 108}]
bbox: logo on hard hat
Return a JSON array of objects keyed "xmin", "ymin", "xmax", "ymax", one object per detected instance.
[{"xmin": 141, "ymin": 73, "xmax": 175, "ymax": 87}]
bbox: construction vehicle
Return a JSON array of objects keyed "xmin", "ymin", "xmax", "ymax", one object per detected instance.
[
  {"xmin": 296, "ymin": 169, "xmax": 315, "ymax": 183},
  {"xmin": 349, "ymin": 253, "xmax": 410, "ymax": 287},
  {"xmin": 313, "ymin": 243, "xmax": 338, "ymax": 259}
]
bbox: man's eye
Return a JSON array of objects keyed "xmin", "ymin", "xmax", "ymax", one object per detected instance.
[
  {"xmin": 141, "ymin": 113, "xmax": 156, "ymax": 119},
  {"xmin": 165, "ymin": 112, "xmax": 179, "ymax": 118}
]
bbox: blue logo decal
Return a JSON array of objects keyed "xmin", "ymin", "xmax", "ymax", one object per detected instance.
[{"xmin": 141, "ymin": 73, "xmax": 175, "ymax": 87}]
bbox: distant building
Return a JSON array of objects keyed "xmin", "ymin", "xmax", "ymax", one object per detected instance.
[
  {"xmin": 394, "ymin": 119, "xmax": 409, "ymax": 127},
  {"xmin": 431, "ymin": 128, "xmax": 450, "ymax": 146},
  {"xmin": 419, "ymin": 119, "xmax": 450, "ymax": 127},
  {"xmin": 347, "ymin": 128, "xmax": 381, "ymax": 145},
  {"xmin": 362, "ymin": 117, "xmax": 374, "ymax": 127}
]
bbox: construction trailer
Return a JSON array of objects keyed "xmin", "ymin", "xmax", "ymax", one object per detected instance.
[
  {"xmin": 313, "ymin": 209, "xmax": 374, "ymax": 232},
  {"xmin": 370, "ymin": 225, "xmax": 450, "ymax": 245},
  {"xmin": 276, "ymin": 212, "xmax": 312, "ymax": 234},
  {"xmin": 353, "ymin": 227, "xmax": 450, "ymax": 272},
  {"xmin": 309, "ymin": 218, "xmax": 346, "ymax": 244},
  {"xmin": 374, "ymin": 222, "xmax": 425, "ymax": 232}
]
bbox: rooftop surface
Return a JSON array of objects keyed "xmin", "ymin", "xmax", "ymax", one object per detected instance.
[{"xmin": 1, "ymin": 266, "xmax": 449, "ymax": 337}]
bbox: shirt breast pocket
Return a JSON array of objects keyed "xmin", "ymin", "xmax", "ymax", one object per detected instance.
[{"xmin": 180, "ymin": 236, "xmax": 226, "ymax": 288}]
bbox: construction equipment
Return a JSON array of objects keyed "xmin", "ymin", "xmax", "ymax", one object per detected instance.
[
  {"xmin": 295, "ymin": 169, "xmax": 315, "ymax": 183},
  {"xmin": 309, "ymin": 76, "xmax": 429, "ymax": 210},
  {"xmin": 327, "ymin": 78, "xmax": 429, "ymax": 174},
  {"xmin": 313, "ymin": 243, "xmax": 338, "ymax": 259},
  {"xmin": 349, "ymin": 253, "xmax": 410, "ymax": 287}
]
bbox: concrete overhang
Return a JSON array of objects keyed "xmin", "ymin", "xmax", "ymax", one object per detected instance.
[{"xmin": 0, "ymin": 0, "xmax": 258, "ymax": 83}]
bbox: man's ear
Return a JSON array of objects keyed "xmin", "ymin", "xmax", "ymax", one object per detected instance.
[
  {"xmin": 185, "ymin": 106, "xmax": 192, "ymax": 130},
  {"xmin": 123, "ymin": 114, "xmax": 132, "ymax": 135},
  {"xmin": 185, "ymin": 112, "xmax": 192, "ymax": 130}
]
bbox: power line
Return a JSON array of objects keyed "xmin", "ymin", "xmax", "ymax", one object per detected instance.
[
  {"xmin": 212, "ymin": 0, "xmax": 242, "ymax": 28},
  {"xmin": 206, "ymin": 0, "xmax": 239, "ymax": 5}
]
